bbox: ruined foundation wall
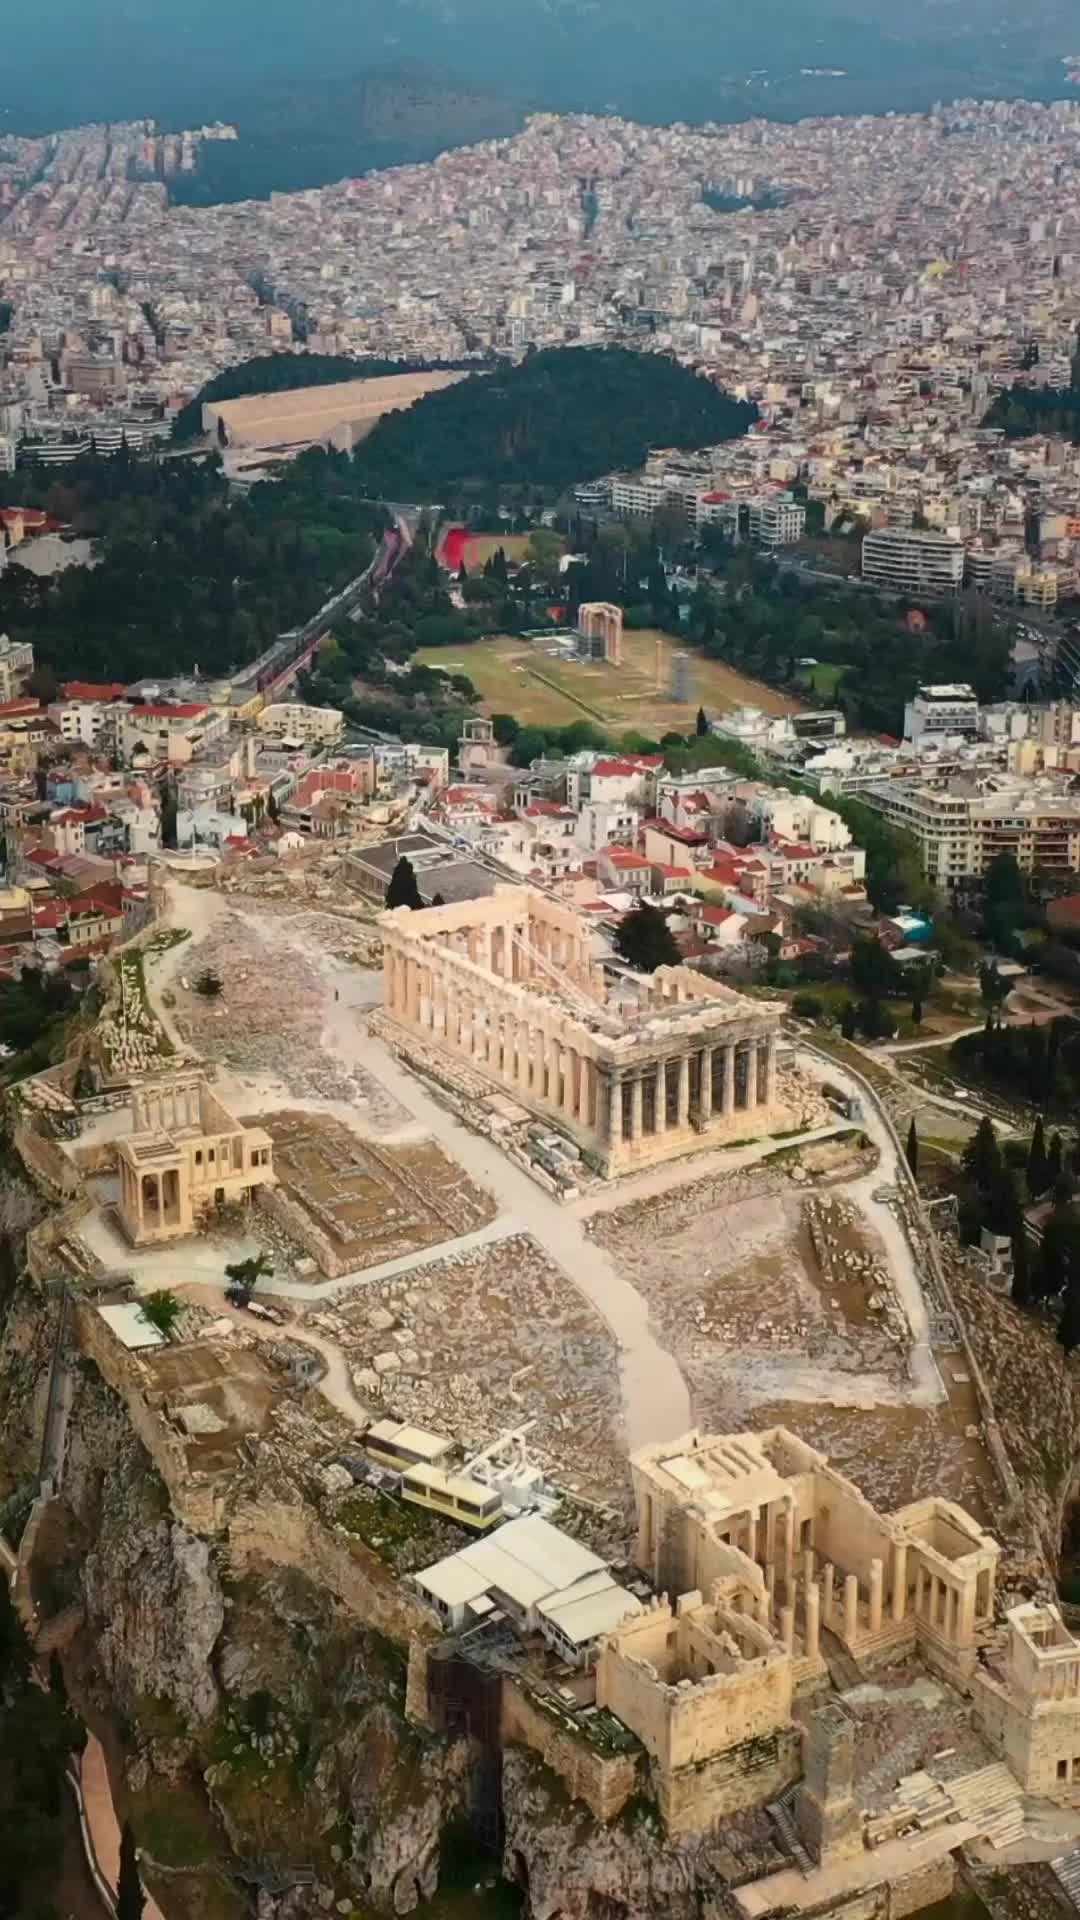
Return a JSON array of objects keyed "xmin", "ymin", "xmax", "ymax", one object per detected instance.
[
  {"xmin": 226, "ymin": 1497, "xmax": 437, "ymax": 1649},
  {"xmin": 660, "ymin": 1724, "xmax": 802, "ymax": 1832},
  {"xmin": 501, "ymin": 1678, "xmax": 643, "ymax": 1824}
]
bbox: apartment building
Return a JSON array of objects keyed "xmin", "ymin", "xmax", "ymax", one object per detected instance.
[
  {"xmin": 748, "ymin": 493, "xmax": 806, "ymax": 547},
  {"xmin": 258, "ymin": 701, "xmax": 344, "ymax": 745},
  {"xmin": 864, "ymin": 774, "xmax": 1080, "ymax": 889},
  {"xmin": 903, "ymin": 684, "xmax": 980, "ymax": 747},
  {"xmin": 861, "ymin": 528, "xmax": 964, "ymax": 595}
]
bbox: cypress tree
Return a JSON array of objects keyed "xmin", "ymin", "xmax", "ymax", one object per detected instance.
[
  {"xmin": 385, "ymin": 855, "xmax": 423, "ymax": 910},
  {"xmin": 1049, "ymin": 1131, "xmax": 1064, "ymax": 1186},
  {"xmin": 116, "ymin": 1823, "xmax": 145, "ymax": 1920},
  {"xmin": 1028, "ymin": 1115, "xmax": 1049, "ymax": 1198},
  {"xmin": 905, "ymin": 1117, "xmax": 919, "ymax": 1179},
  {"xmin": 962, "ymin": 1115, "xmax": 1002, "ymax": 1194},
  {"xmin": 696, "ymin": 706, "xmax": 708, "ymax": 737}
]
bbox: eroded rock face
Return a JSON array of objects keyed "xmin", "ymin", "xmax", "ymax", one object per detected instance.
[
  {"xmin": 83, "ymin": 1500, "xmax": 224, "ymax": 1726},
  {"xmin": 500, "ymin": 1748, "xmax": 784, "ymax": 1920}
]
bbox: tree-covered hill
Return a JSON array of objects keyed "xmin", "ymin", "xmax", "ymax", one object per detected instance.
[
  {"xmin": 984, "ymin": 385, "xmax": 1080, "ymax": 443},
  {"xmin": 350, "ymin": 348, "xmax": 756, "ymax": 499},
  {"xmin": 0, "ymin": 447, "xmax": 388, "ymax": 683},
  {"xmin": 171, "ymin": 351, "xmax": 472, "ymax": 443}
]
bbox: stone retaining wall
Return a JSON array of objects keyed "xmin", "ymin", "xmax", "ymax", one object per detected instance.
[{"xmin": 501, "ymin": 1678, "xmax": 643, "ymax": 1824}]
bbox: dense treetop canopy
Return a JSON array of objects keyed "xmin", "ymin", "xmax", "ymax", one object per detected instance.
[{"xmin": 349, "ymin": 348, "xmax": 757, "ymax": 498}]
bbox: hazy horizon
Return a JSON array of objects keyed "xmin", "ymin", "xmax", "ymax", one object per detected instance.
[{"xmin": 3, "ymin": 0, "xmax": 1076, "ymax": 136}]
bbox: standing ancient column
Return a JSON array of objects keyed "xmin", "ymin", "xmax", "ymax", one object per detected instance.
[
  {"xmin": 806, "ymin": 1581, "xmax": 821, "ymax": 1661},
  {"xmin": 700, "ymin": 1046, "xmax": 714, "ymax": 1120},
  {"xmin": 765, "ymin": 1032, "xmax": 778, "ymax": 1106},
  {"xmin": 654, "ymin": 1060, "xmax": 668, "ymax": 1134},
  {"xmin": 744, "ymin": 1044, "xmax": 758, "ymax": 1112},
  {"xmin": 891, "ymin": 1542, "xmax": 907, "ymax": 1623},
  {"xmin": 630, "ymin": 1073, "xmax": 643, "ymax": 1143},
  {"xmin": 843, "ymin": 1573, "xmax": 859, "ymax": 1643},
  {"xmin": 677, "ymin": 1054, "xmax": 690, "ymax": 1128},
  {"xmin": 723, "ymin": 1043, "xmax": 736, "ymax": 1116},
  {"xmin": 577, "ymin": 1055, "xmax": 592, "ymax": 1129}
]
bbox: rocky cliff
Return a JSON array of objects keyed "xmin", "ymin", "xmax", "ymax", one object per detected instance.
[{"xmin": 1, "ymin": 1271, "xmax": 476, "ymax": 1919}]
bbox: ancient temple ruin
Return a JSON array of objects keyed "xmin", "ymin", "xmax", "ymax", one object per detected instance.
[
  {"xmin": 116, "ymin": 1075, "xmax": 275, "ymax": 1246},
  {"xmin": 381, "ymin": 886, "xmax": 791, "ymax": 1174}
]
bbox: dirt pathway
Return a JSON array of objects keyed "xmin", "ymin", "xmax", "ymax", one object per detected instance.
[
  {"xmin": 172, "ymin": 1282, "xmax": 371, "ymax": 1429},
  {"xmin": 795, "ymin": 1047, "xmax": 945, "ymax": 1409}
]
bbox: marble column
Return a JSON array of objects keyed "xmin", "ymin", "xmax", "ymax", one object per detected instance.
[
  {"xmin": 782, "ymin": 1505, "xmax": 795, "ymax": 1601},
  {"xmin": 563, "ymin": 1048, "xmax": 578, "ymax": 1120},
  {"xmin": 677, "ymin": 1054, "xmax": 690, "ymax": 1127},
  {"xmin": 630, "ymin": 1074, "xmax": 643, "ymax": 1143},
  {"xmin": 822, "ymin": 1561, "xmax": 835, "ymax": 1624},
  {"xmin": 700, "ymin": 1046, "xmax": 713, "ymax": 1120},
  {"xmin": 517, "ymin": 1023, "xmax": 532, "ymax": 1093},
  {"xmin": 806, "ymin": 1580, "xmax": 821, "ymax": 1661},
  {"xmin": 577, "ymin": 1057, "xmax": 592, "ymax": 1129},
  {"xmin": 723, "ymin": 1044, "xmax": 736, "ymax": 1116},
  {"xmin": 745, "ymin": 1044, "xmax": 759, "ymax": 1111},
  {"xmin": 843, "ymin": 1573, "xmax": 859, "ymax": 1643},
  {"xmin": 765, "ymin": 1032, "xmax": 778, "ymax": 1106},
  {"xmin": 892, "ymin": 1542, "xmax": 908, "ymax": 1623},
  {"xmin": 780, "ymin": 1605, "xmax": 795, "ymax": 1655},
  {"xmin": 654, "ymin": 1060, "xmax": 668, "ymax": 1134},
  {"xmin": 869, "ymin": 1558, "xmax": 884, "ymax": 1633}
]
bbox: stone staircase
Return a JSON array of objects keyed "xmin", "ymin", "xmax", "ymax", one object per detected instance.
[
  {"xmin": 1052, "ymin": 1848, "xmax": 1080, "ymax": 1910},
  {"xmin": 767, "ymin": 1791, "xmax": 814, "ymax": 1873},
  {"xmin": 883, "ymin": 1763, "xmax": 1025, "ymax": 1852}
]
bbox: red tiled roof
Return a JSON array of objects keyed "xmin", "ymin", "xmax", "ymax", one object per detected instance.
[
  {"xmin": 61, "ymin": 682, "xmax": 128, "ymax": 701},
  {"xmin": 602, "ymin": 846, "xmax": 649, "ymax": 867}
]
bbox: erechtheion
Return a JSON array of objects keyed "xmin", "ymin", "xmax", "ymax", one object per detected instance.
[
  {"xmin": 380, "ymin": 885, "xmax": 791, "ymax": 1175},
  {"xmin": 116, "ymin": 1074, "xmax": 275, "ymax": 1246}
]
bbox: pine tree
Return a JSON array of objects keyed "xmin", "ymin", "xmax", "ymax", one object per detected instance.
[
  {"xmin": 840, "ymin": 1001, "xmax": 857, "ymax": 1041},
  {"xmin": 905, "ymin": 1118, "xmax": 919, "ymax": 1179},
  {"xmin": 962, "ymin": 1115, "xmax": 1002, "ymax": 1194},
  {"xmin": 385, "ymin": 855, "xmax": 423, "ymax": 910},
  {"xmin": 696, "ymin": 706, "xmax": 708, "ymax": 737},
  {"xmin": 1027, "ymin": 1115, "xmax": 1049, "ymax": 1198},
  {"xmin": 116, "ymin": 1823, "xmax": 145, "ymax": 1920},
  {"xmin": 614, "ymin": 902, "xmax": 681, "ymax": 974}
]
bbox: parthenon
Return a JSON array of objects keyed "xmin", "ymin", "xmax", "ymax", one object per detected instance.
[{"xmin": 380, "ymin": 885, "xmax": 794, "ymax": 1175}]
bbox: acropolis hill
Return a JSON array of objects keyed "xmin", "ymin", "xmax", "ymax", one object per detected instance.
[
  {"xmin": 381, "ymin": 884, "xmax": 789, "ymax": 1174},
  {"xmin": 5, "ymin": 862, "xmax": 1080, "ymax": 1920}
]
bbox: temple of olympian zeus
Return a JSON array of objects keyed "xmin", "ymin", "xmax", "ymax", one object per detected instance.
[
  {"xmin": 578, "ymin": 601, "xmax": 623, "ymax": 666},
  {"xmin": 381, "ymin": 885, "xmax": 793, "ymax": 1176}
]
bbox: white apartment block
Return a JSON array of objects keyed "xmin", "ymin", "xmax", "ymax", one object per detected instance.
[
  {"xmin": 865, "ymin": 776, "xmax": 1080, "ymax": 889},
  {"xmin": 861, "ymin": 527, "xmax": 964, "ymax": 595},
  {"xmin": 756, "ymin": 788, "xmax": 852, "ymax": 851},
  {"xmin": 259, "ymin": 701, "xmax": 345, "ymax": 745},
  {"xmin": 903, "ymin": 683, "xmax": 980, "ymax": 747},
  {"xmin": 748, "ymin": 493, "xmax": 806, "ymax": 547}
]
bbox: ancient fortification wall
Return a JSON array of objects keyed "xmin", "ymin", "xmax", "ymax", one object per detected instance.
[{"xmin": 501, "ymin": 1679, "xmax": 643, "ymax": 1824}]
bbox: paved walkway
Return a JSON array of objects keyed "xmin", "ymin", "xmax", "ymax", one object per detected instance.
[{"xmin": 80, "ymin": 1734, "xmax": 165, "ymax": 1920}]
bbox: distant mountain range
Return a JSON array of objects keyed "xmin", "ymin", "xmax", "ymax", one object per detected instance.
[{"xmin": 3, "ymin": 0, "xmax": 1077, "ymax": 198}]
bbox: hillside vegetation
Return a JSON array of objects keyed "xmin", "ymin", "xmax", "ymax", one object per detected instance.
[{"xmin": 350, "ymin": 348, "xmax": 755, "ymax": 499}]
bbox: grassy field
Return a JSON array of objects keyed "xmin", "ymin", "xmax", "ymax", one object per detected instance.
[{"xmin": 416, "ymin": 629, "xmax": 800, "ymax": 734}]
